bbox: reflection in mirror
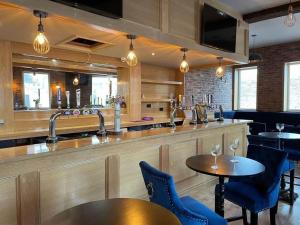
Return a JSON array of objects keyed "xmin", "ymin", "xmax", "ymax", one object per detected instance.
[{"xmin": 13, "ymin": 66, "xmax": 124, "ymax": 110}]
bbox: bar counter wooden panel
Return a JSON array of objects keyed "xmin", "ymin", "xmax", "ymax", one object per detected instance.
[{"xmin": 0, "ymin": 120, "xmax": 249, "ymax": 225}]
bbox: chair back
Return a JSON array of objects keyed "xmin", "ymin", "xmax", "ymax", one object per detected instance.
[
  {"xmin": 247, "ymin": 135, "xmax": 280, "ymax": 149},
  {"xmin": 248, "ymin": 122, "xmax": 266, "ymax": 135},
  {"xmin": 247, "ymin": 145, "xmax": 287, "ymax": 193},
  {"xmin": 139, "ymin": 161, "xmax": 186, "ymax": 210}
]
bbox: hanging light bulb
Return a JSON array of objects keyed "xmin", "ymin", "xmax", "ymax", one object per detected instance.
[
  {"xmin": 216, "ymin": 57, "xmax": 225, "ymax": 79},
  {"xmin": 284, "ymin": 0, "xmax": 296, "ymax": 27},
  {"xmin": 180, "ymin": 48, "xmax": 189, "ymax": 73},
  {"xmin": 249, "ymin": 34, "xmax": 263, "ymax": 63},
  {"xmin": 126, "ymin": 34, "xmax": 138, "ymax": 67},
  {"xmin": 33, "ymin": 10, "xmax": 50, "ymax": 54},
  {"xmin": 73, "ymin": 75, "xmax": 79, "ymax": 86}
]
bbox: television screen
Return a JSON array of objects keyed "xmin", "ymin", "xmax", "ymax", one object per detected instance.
[
  {"xmin": 201, "ymin": 4, "xmax": 237, "ymax": 53},
  {"xmin": 50, "ymin": 0, "xmax": 123, "ymax": 19}
]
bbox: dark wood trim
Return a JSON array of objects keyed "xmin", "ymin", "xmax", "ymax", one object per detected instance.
[{"xmin": 243, "ymin": 1, "xmax": 300, "ymax": 23}]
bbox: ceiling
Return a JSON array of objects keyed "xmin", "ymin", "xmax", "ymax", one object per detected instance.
[
  {"xmin": 0, "ymin": 2, "xmax": 222, "ymax": 69},
  {"xmin": 220, "ymin": 0, "xmax": 292, "ymax": 14},
  {"xmin": 221, "ymin": 0, "xmax": 300, "ymax": 47}
]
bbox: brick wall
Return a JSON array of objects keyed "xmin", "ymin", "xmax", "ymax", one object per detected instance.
[
  {"xmin": 253, "ymin": 41, "xmax": 300, "ymax": 112},
  {"xmin": 184, "ymin": 67, "xmax": 233, "ymax": 110}
]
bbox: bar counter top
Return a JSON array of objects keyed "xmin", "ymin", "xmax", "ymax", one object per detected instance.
[
  {"xmin": 0, "ymin": 119, "xmax": 250, "ymax": 164},
  {"xmin": 0, "ymin": 117, "xmax": 184, "ymax": 141}
]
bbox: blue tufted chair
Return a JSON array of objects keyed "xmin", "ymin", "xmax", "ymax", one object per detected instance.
[
  {"xmin": 219, "ymin": 145, "xmax": 287, "ymax": 225},
  {"xmin": 139, "ymin": 161, "xmax": 227, "ymax": 225},
  {"xmin": 247, "ymin": 135, "xmax": 296, "ymax": 205}
]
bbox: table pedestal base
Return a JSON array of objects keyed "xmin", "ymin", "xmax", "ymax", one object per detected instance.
[{"xmin": 215, "ymin": 177, "xmax": 225, "ymax": 217}]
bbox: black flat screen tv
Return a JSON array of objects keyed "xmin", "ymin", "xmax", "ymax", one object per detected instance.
[
  {"xmin": 201, "ymin": 4, "xmax": 237, "ymax": 53},
  {"xmin": 50, "ymin": 0, "xmax": 123, "ymax": 19}
]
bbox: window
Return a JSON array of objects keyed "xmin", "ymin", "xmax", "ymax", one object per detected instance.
[
  {"xmin": 23, "ymin": 71, "xmax": 50, "ymax": 108},
  {"xmin": 285, "ymin": 62, "xmax": 300, "ymax": 111},
  {"xmin": 235, "ymin": 67, "xmax": 258, "ymax": 110},
  {"xmin": 92, "ymin": 76, "xmax": 117, "ymax": 106}
]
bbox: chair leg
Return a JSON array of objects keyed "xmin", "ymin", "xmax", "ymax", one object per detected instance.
[
  {"xmin": 290, "ymin": 169, "xmax": 295, "ymax": 205},
  {"xmin": 250, "ymin": 212, "xmax": 258, "ymax": 225},
  {"xmin": 280, "ymin": 174, "xmax": 286, "ymax": 191},
  {"xmin": 270, "ymin": 205, "xmax": 277, "ymax": 225},
  {"xmin": 242, "ymin": 208, "xmax": 248, "ymax": 225}
]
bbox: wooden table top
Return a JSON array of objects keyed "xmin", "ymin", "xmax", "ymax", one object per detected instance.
[
  {"xmin": 44, "ymin": 198, "xmax": 181, "ymax": 225},
  {"xmin": 186, "ymin": 155, "xmax": 265, "ymax": 178},
  {"xmin": 259, "ymin": 132, "xmax": 300, "ymax": 140}
]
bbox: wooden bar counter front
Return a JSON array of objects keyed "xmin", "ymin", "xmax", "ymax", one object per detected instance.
[{"xmin": 0, "ymin": 119, "xmax": 249, "ymax": 225}]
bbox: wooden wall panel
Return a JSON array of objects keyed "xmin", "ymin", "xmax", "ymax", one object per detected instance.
[
  {"xmin": 0, "ymin": 177, "xmax": 17, "ymax": 225},
  {"xmin": 169, "ymin": 139, "xmax": 197, "ymax": 182},
  {"xmin": 39, "ymin": 158, "xmax": 106, "ymax": 223},
  {"xmin": 224, "ymin": 127, "xmax": 247, "ymax": 156},
  {"xmin": 0, "ymin": 41, "xmax": 14, "ymax": 131},
  {"xmin": 201, "ymin": 133, "xmax": 224, "ymax": 155},
  {"xmin": 17, "ymin": 172, "xmax": 40, "ymax": 225},
  {"xmin": 119, "ymin": 144, "xmax": 160, "ymax": 198},
  {"xmin": 123, "ymin": 0, "xmax": 161, "ymax": 29},
  {"xmin": 169, "ymin": 0, "xmax": 197, "ymax": 40}
]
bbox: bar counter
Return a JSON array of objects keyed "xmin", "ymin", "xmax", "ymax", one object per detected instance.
[{"xmin": 0, "ymin": 119, "xmax": 250, "ymax": 225}]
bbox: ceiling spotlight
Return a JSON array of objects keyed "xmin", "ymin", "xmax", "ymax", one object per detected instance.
[
  {"xmin": 216, "ymin": 57, "xmax": 225, "ymax": 79},
  {"xmin": 151, "ymin": 52, "xmax": 156, "ymax": 56},
  {"xmin": 180, "ymin": 48, "xmax": 189, "ymax": 73},
  {"xmin": 33, "ymin": 10, "xmax": 50, "ymax": 54},
  {"xmin": 284, "ymin": 0, "xmax": 296, "ymax": 27},
  {"xmin": 126, "ymin": 34, "xmax": 138, "ymax": 67}
]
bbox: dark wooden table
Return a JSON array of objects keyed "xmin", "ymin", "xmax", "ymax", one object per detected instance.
[
  {"xmin": 186, "ymin": 155, "xmax": 265, "ymax": 218},
  {"xmin": 44, "ymin": 198, "xmax": 181, "ymax": 225},
  {"xmin": 259, "ymin": 132, "xmax": 300, "ymax": 140}
]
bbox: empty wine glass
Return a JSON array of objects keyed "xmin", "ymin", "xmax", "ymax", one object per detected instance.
[
  {"xmin": 229, "ymin": 139, "xmax": 240, "ymax": 163},
  {"xmin": 211, "ymin": 144, "xmax": 221, "ymax": 170},
  {"xmin": 276, "ymin": 123, "xmax": 284, "ymax": 134}
]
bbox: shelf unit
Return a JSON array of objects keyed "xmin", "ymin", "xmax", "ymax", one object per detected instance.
[
  {"xmin": 141, "ymin": 79, "xmax": 182, "ymax": 85},
  {"xmin": 141, "ymin": 98, "xmax": 171, "ymax": 103}
]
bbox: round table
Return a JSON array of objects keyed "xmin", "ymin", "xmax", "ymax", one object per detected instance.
[
  {"xmin": 186, "ymin": 155, "xmax": 265, "ymax": 218},
  {"xmin": 259, "ymin": 132, "xmax": 300, "ymax": 140},
  {"xmin": 44, "ymin": 198, "xmax": 181, "ymax": 225}
]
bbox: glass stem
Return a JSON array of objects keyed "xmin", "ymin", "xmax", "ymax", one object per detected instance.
[{"xmin": 214, "ymin": 156, "xmax": 217, "ymax": 166}]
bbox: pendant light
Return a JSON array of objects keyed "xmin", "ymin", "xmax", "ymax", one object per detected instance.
[
  {"xmin": 126, "ymin": 34, "xmax": 138, "ymax": 67},
  {"xmin": 216, "ymin": 57, "xmax": 225, "ymax": 79},
  {"xmin": 33, "ymin": 10, "xmax": 50, "ymax": 54},
  {"xmin": 284, "ymin": 0, "xmax": 296, "ymax": 27},
  {"xmin": 180, "ymin": 48, "xmax": 189, "ymax": 73},
  {"xmin": 249, "ymin": 34, "xmax": 263, "ymax": 63}
]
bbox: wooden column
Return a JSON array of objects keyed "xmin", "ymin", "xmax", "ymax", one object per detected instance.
[
  {"xmin": 0, "ymin": 40, "xmax": 14, "ymax": 131},
  {"xmin": 129, "ymin": 63, "xmax": 141, "ymax": 121}
]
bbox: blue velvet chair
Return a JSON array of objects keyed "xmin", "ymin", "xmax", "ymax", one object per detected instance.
[
  {"xmin": 247, "ymin": 135, "xmax": 296, "ymax": 205},
  {"xmin": 139, "ymin": 161, "xmax": 227, "ymax": 225},
  {"xmin": 218, "ymin": 145, "xmax": 288, "ymax": 225}
]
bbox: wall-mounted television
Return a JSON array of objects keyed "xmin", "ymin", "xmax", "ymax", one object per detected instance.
[
  {"xmin": 50, "ymin": 0, "xmax": 123, "ymax": 19},
  {"xmin": 201, "ymin": 4, "xmax": 237, "ymax": 53}
]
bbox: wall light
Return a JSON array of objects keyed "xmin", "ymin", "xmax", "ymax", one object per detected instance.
[
  {"xmin": 33, "ymin": 10, "xmax": 50, "ymax": 54},
  {"xmin": 284, "ymin": 0, "xmax": 296, "ymax": 27}
]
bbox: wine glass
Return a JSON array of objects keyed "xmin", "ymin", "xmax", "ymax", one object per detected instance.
[
  {"xmin": 276, "ymin": 123, "xmax": 284, "ymax": 135},
  {"xmin": 229, "ymin": 139, "xmax": 240, "ymax": 163},
  {"xmin": 211, "ymin": 144, "xmax": 221, "ymax": 170}
]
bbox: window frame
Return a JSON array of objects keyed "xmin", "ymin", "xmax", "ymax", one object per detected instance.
[
  {"xmin": 284, "ymin": 61, "xmax": 300, "ymax": 112},
  {"xmin": 234, "ymin": 66, "xmax": 258, "ymax": 110},
  {"xmin": 22, "ymin": 70, "xmax": 51, "ymax": 109}
]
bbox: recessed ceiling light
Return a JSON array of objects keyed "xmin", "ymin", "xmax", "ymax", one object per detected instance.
[{"xmin": 151, "ymin": 52, "xmax": 156, "ymax": 56}]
